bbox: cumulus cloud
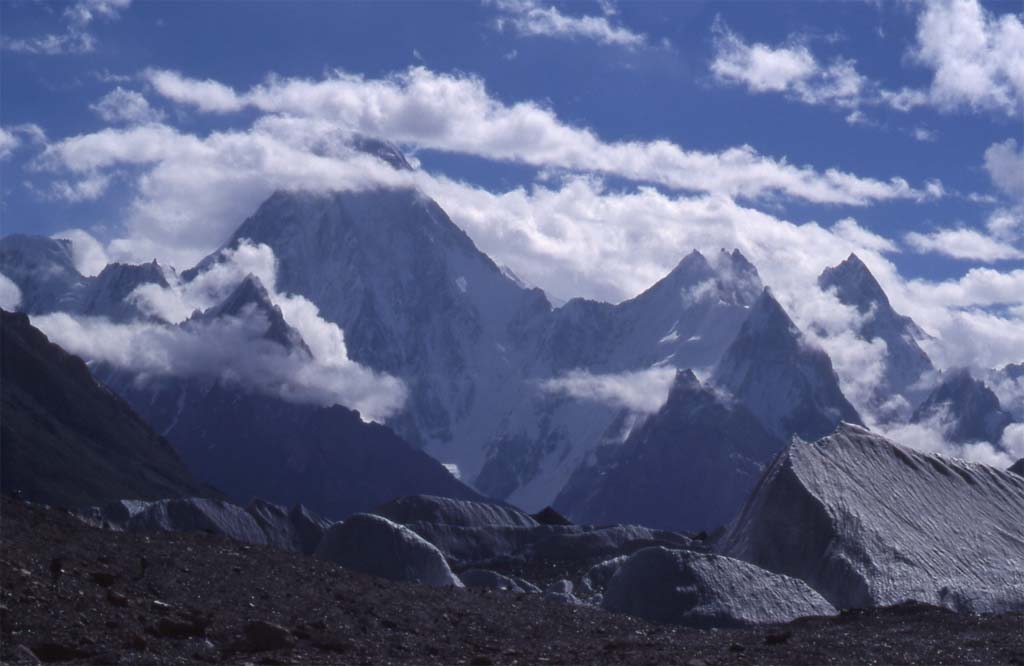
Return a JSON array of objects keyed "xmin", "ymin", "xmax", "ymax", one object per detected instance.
[
  {"xmin": 910, "ymin": 0, "xmax": 1024, "ymax": 115},
  {"xmin": 540, "ymin": 366, "xmax": 677, "ymax": 413},
  {"xmin": 490, "ymin": 0, "xmax": 647, "ymax": 48},
  {"xmin": 52, "ymin": 228, "xmax": 111, "ymax": 276},
  {"xmin": 2, "ymin": 0, "xmax": 132, "ymax": 55},
  {"xmin": 712, "ymin": 1, "xmax": 1024, "ymax": 118},
  {"xmin": 140, "ymin": 66, "xmax": 928, "ymax": 206},
  {"xmin": 711, "ymin": 19, "xmax": 866, "ymax": 109},
  {"xmin": 905, "ymin": 227, "xmax": 1023, "ymax": 262},
  {"xmin": 0, "ymin": 272, "xmax": 23, "ymax": 310},
  {"xmin": 33, "ymin": 240, "xmax": 407, "ymax": 422},
  {"xmin": 90, "ymin": 88, "xmax": 166, "ymax": 124}
]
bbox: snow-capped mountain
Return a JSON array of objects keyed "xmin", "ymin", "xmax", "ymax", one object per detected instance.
[
  {"xmin": 474, "ymin": 248, "xmax": 763, "ymax": 509},
  {"xmin": 6, "ymin": 139, "xmax": 1018, "ymax": 530},
  {"xmin": 194, "ymin": 188, "xmax": 549, "ymax": 462},
  {"xmin": 818, "ymin": 254, "xmax": 933, "ymax": 417},
  {"xmin": 712, "ymin": 288, "xmax": 862, "ymax": 442},
  {"xmin": 911, "ymin": 369, "xmax": 1015, "ymax": 445},
  {"xmin": 554, "ymin": 370, "xmax": 782, "ymax": 532}
]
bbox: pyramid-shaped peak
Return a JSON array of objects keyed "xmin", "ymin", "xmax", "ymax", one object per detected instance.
[
  {"xmin": 214, "ymin": 274, "xmax": 275, "ymax": 318},
  {"xmin": 818, "ymin": 253, "xmax": 891, "ymax": 312},
  {"xmin": 746, "ymin": 288, "xmax": 795, "ymax": 331}
]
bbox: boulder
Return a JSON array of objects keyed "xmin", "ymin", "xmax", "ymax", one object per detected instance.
[
  {"xmin": 603, "ymin": 547, "xmax": 835, "ymax": 627},
  {"xmin": 315, "ymin": 513, "xmax": 462, "ymax": 588}
]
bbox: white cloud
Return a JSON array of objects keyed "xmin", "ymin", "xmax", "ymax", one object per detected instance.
[
  {"xmin": 47, "ymin": 173, "xmax": 113, "ymax": 202},
  {"xmin": 146, "ymin": 69, "xmax": 244, "ymax": 113},
  {"xmin": 2, "ymin": 0, "xmax": 131, "ymax": 55},
  {"xmin": 910, "ymin": 0, "xmax": 1024, "ymax": 115},
  {"xmin": 912, "ymin": 127, "xmax": 937, "ymax": 142},
  {"xmin": 905, "ymin": 228, "xmax": 1023, "ymax": 262},
  {"xmin": 540, "ymin": 366, "xmax": 677, "ymax": 413},
  {"xmin": 33, "ymin": 240, "xmax": 407, "ymax": 422},
  {"xmin": 491, "ymin": 0, "xmax": 647, "ymax": 48},
  {"xmin": 712, "ymin": 1, "xmax": 1024, "ymax": 117},
  {"xmin": 140, "ymin": 67, "xmax": 929, "ymax": 206},
  {"xmin": 880, "ymin": 415, "xmax": 1017, "ymax": 469},
  {"xmin": 52, "ymin": 229, "xmax": 111, "ymax": 277},
  {"xmin": 0, "ymin": 129, "xmax": 18, "ymax": 160},
  {"xmin": 711, "ymin": 19, "xmax": 866, "ymax": 109},
  {"xmin": 90, "ymin": 88, "xmax": 166, "ymax": 124},
  {"xmin": 0, "ymin": 272, "xmax": 23, "ymax": 310},
  {"xmin": 984, "ymin": 139, "xmax": 1024, "ymax": 201}
]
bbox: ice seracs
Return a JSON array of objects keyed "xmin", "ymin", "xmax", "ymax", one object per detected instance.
[{"xmin": 717, "ymin": 422, "xmax": 1024, "ymax": 612}]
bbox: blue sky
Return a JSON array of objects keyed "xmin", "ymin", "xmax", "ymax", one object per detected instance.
[{"xmin": 1, "ymin": 0, "xmax": 1023, "ymax": 367}]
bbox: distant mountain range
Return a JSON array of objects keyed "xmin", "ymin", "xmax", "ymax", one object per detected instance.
[{"xmin": 2, "ymin": 139, "xmax": 1019, "ymax": 531}]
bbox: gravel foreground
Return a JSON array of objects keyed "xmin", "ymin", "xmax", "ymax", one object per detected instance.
[{"xmin": 2, "ymin": 497, "xmax": 1022, "ymax": 665}]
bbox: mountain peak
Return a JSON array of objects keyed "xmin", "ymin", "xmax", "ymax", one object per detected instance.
[
  {"xmin": 818, "ymin": 253, "xmax": 891, "ymax": 313},
  {"xmin": 745, "ymin": 288, "xmax": 795, "ymax": 334},
  {"xmin": 713, "ymin": 288, "xmax": 863, "ymax": 441},
  {"xmin": 201, "ymin": 275, "xmax": 311, "ymax": 354}
]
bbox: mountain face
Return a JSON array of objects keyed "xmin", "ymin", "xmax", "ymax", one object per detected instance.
[
  {"xmin": 717, "ymin": 423, "xmax": 1024, "ymax": 613},
  {"xmin": 473, "ymin": 249, "xmax": 763, "ymax": 509},
  {"xmin": 0, "ymin": 309, "xmax": 205, "ymax": 507},
  {"xmin": 196, "ymin": 188, "xmax": 549, "ymax": 460},
  {"xmin": 190, "ymin": 187, "xmax": 765, "ymax": 511},
  {"xmin": 818, "ymin": 254, "xmax": 933, "ymax": 417},
  {"xmin": 100, "ymin": 276, "xmax": 483, "ymax": 521},
  {"xmin": 712, "ymin": 289, "xmax": 862, "ymax": 442},
  {"xmin": 911, "ymin": 369, "xmax": 1014, "ymax": 445},
  {"xmin": 554, "ymin": 370, "xmax": 783, "ymax": 532}
]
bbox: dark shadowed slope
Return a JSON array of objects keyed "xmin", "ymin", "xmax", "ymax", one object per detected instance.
[
  {"xmin": 0, "ymin": 309, "xmax": 205, "ymax": 507},
  {"xmin": 556, "ymin": 370, "xmax": 783, "ymax": 532}
]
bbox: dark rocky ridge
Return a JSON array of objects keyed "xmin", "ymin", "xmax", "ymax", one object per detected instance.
[{"xmin": 0, "ymin": 310, "xmax": 206, "ymax": 508}]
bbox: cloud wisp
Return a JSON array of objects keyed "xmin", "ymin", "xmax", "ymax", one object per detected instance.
[
  {"xmin": 2, "ymin": 0, "xmax": 132, "ymax": 55},
  {"xmin": 490, "ymin": 0, "xmax": 648, "ymax": 48},
  {"xmin": 540, "ymin": 366, "xmax": 678, "ymax": 414}
]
